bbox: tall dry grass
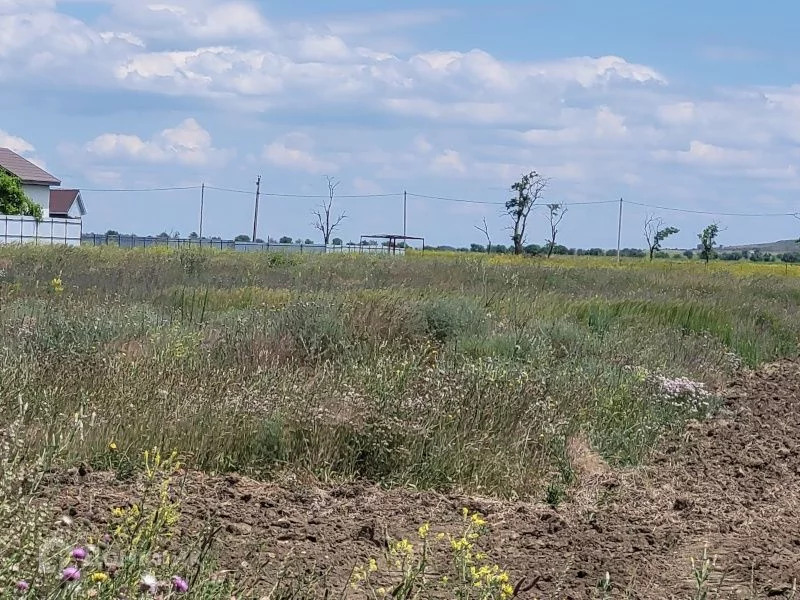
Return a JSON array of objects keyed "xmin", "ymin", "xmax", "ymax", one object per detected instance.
[{"xmin": 1, "ymin": 246, "xmax": 797, "ymax": 498}]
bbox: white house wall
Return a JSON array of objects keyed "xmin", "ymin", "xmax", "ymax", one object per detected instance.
[{"xmin": 21, "ymin": 184, "xmax": 51, "ymax": 217}]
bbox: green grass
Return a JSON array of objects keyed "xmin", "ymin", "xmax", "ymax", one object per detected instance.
[{"xmin": 1, "ymin": 246, "xmax": 799, "ymax": 500}]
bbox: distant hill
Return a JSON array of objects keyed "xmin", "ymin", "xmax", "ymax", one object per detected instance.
[{"xmin": 718, "ymin": 239, "xmax": 800, "ymax": 253}]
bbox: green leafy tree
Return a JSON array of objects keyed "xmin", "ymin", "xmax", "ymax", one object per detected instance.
[
  {"xmin": 0, "ymin": 171, "xmax": 43, "ymax": 220},
  {"xmin": 698, "ymin": 223, "xmax": 720, "ymax": 264},
  {"xmin": 332, "ymin": 237, "xmax": 343, "ymax": 246},
  {"xmin": 644, "ymin": 215, "xmax": 680, "ymax": 261},
  {"xmin": 279, "ymin": 236, "xmax": 293, "ymax": 244},
  {"xmin": 234, "ymin": 234, "xmax": 251, "ymax": 242},
  {"xmin": 506, "ymin": 170, "xmax": 548, "ymax": 255}
]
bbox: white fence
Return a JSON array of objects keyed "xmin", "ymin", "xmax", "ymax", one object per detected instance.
[
  {"xmin": 80, "ymin": 234, "xmax": 407, "ymax": 255},
  {"xmin": 0, "ymin": 216, "xmax": 82, "ymax": 246}
]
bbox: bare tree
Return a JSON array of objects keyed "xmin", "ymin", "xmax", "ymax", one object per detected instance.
[
  {"xmin": 506, "ymin": 171, "xmax": 548, "ymax": 255},
  {"xmin": 313, "ymin": 176, "xmax": 346, "ymax": 245},
  {"xmin": 545, "ymin": 203, "xmax": 567, "ymax": 258},
  {"xmin": 474, "ymin": 217, "xmax": 492, "ymax": 254},
  {"xmin": 644, "ymin": 215, "xmax": 680, "ymax": 261}
]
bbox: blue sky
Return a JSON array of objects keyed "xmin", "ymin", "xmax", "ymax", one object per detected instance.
[{"xmin": 3, "ymin": 0, "xmax": 800, "ymax": 248}]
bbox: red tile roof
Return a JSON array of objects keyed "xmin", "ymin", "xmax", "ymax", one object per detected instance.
[
  {"xmin": 49, "ymin": 189, "xmax": 85, "ymax": 217},
  {"xmin": 0, "ymin": 147, "xmax": 61, "ymax": 186}
]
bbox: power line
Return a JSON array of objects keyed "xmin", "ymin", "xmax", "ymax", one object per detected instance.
[
  {"xmin": 77, "ymin": 184, "xmax": 798, "ymax": 218},
  {"xmin": 406, "ymin": 192, "xmax": 503, "ymax": 205},
  {"xmin": 80, "ymin": 185, "xmax": 202, "ymax": 192},
  {"xmin": 407, "ymin": 192, "xmax": 620, "ymax": 207},
  {"xmin": 625, "ymin": 199, "xmax": 798, "ymax": 218},
  {"xmin": 205, "ymin": 185, "xmax": 400, "ymax": 199}
]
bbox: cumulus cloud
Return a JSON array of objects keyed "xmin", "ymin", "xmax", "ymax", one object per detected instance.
[
  {"xmin": 431, "ymin": 150, "xmax": 467, "ymax": 175},
  {"xmin": 85, "ymin": 119, "xmax": 231, "ymax": 167},
  {"xmin": 5, "ymin": 0, "xmax": 800, "ymax": 218},
  {"xmin": 263, "ymin": 133, "xmax": 338, "ymax": 174},
  {"xmin": 0, "ymin": 129, "xmax": 34, "ymax": 154}
]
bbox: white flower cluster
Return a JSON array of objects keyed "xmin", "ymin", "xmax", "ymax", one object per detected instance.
[{"xmin": 655, "ymin": 375, "xmax": 712, "ymax": 413}]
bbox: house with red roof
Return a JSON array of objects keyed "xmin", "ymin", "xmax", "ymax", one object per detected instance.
[{"xmin": 0, "ymin": 147, "xmax": 86, "ymax": 220}]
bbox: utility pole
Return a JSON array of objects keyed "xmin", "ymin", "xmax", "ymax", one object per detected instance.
[
  {"xmin": 252, "ymin": 175, "xmax": 261, "ymax": 242},
  {"xmin": 403, "ymin": 190, "xmax": 407, "ymax": 238},
  {"xmin": 199, "ymin": 182, "xmax": 205, "ymax": 241},
  {"xmin": 616, "ymin": 197, "xmax": 623, "ymax": 263}
]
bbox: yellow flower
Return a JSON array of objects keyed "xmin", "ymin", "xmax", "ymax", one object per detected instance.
[
  {"xmin": 376, "ymin": 588, "xmax": 387, "ymax": 597},
  {"xmin": 111, "ymin": 507, "xmax": 125, "ymax": 518},
  {"xmin": 470, "ymin": 512, "xmax": 487, "ymax": 528},
  {"xmin": 391, "ymin": 539, "xmax": 414, "ymax": 557},
  {"xmin": 90, "ymin": 572, "xmax": 109, "ymax": 583},
  {"xmin": 418, "ymin": 523, "xmax": 430, "ymax": 539},
  {"xmin": 109, "ymin": 441, "xmax": 117, "ymax": 451},
  {"xmin": 501, "ymin": 583, "xmax": 515, "ymax": 599},
  {"xmin": 368, "ymin": 558, "xmax": 378, "ymax": 573}
]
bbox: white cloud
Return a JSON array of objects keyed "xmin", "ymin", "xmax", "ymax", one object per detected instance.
[
  {"xmin": 654, "ymin": 140, "xmax": 755, "ymax": 167},
  {"xmin": 263, "ymin": 133, "xmax": 337, "ymax": 174},
  {"xmin": 106, "ymin": 1, "xmax": 272, "ymax": 42},
  {"xmin": 0, "ymin": 129, "xmax": 34, "ymax": 154},
  {"xmin": 352, "ymin": 177, "xmax": 384, "ymax": 194},
  {"xmin": 657, "ymin": 102, "xmax": 696, "ymax": 124},
  {"xmin": 431, "ymin": 150, "xmax": 467, "ymax": 175},
  {"xmin": 85, "ymin": 118, "xmax": 230, "ymax": 167},
  {"xmin": 6, "ymin": 0, "xmax": 800, "ymax": 226}
]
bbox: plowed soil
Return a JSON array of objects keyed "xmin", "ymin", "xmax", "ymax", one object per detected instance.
[{"xmin": 53, "ymin": 360, "xmax": 800, "ymax": 598}]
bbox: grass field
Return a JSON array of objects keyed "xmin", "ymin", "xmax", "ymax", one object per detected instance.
[{"xmin": 3, "ymin": 246, "xmax": 800, "ymax": 598}]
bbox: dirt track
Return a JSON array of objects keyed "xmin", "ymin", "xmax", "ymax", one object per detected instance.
[{"xmin": 55, "ymin": 361, "xmax": 800, "ymax": 598}]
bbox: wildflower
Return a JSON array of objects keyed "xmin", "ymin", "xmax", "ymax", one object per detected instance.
[
  {"xmin": 172, "ymin": 576, "xmax": 189, "ymax": 593},
  {"xmin": 501, "ymin": 583, "xmax": 515, "ymax": 599},
  {"xmin": 368, "ymin": 559, "xmax": 378, "ymax": 573},
  {"xmin": 140, "ymin": 573, "xmax": 158, "ymax": 594},
  {"xmin": 50, "ymin": 277, "xmax": 64, "ymax": 294},
  {"xmin": 111, "ymin": 507, "xmax": 125, "ymax": 518},
  {"xmin": 16, "ymin": 581, "xmax": 29, "ymax": 592},
  {"xmin": 62, "ymin": 567, "xmax": 81, "ymax": 582},
  {"xmin": 71, "ymin": 547, "xmax": 87, "ymax": 561},
  {"xmin": 470, "ymin": 512, "xmax": 487, "ymax": 527},
  {"xmin": 109, "ymin": 441, "xmax": 117, "ymax": 451},
  {"xmin": 418, "ymin": 523, "xmax": 430, "ymax": 539},
  {"xmin": 391, "ymin": 539, "xmax": 414, "ymax": 556},
  {"xmin": 90, "ymin": 572, "xmax": 109, "ymax": 584},
  {"xmin": 376, "ymin": 588, "xmax": 387, "ymax": 597}
]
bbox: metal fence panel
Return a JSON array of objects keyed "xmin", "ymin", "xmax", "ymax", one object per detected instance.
[{"xmin": 0, "ymin": 216, "xmax": 82, "ymax": 246}]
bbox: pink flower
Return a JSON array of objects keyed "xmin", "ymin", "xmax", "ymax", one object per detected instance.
[
  {"xmin": 62, "ymin": 567, "xmax": 81, "ymax": 581},
  {"xmin": 16, "ymin": 581, "xmax": 29, "ymax": 592},
  {"xmin": 172, "ymin": 576, "xmax": 189, "ymax": 593},
  {"xmin": 71, "ymin": 547, "xmax": 87, "ymax": 561}
]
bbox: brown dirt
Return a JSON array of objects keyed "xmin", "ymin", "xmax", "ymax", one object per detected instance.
[{"xmin": 53, "ymin": 360, "xmax": 800, "ymax": 598}]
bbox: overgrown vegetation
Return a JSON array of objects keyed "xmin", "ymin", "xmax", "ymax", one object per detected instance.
[{"xmin": 3, "ymin": 246, "xmax": 800, "ymax": 596}]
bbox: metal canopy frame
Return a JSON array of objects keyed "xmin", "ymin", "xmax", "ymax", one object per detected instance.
[{"xmin": 359, "ymin": 234, "xmax": 425, "ymax": 254}]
